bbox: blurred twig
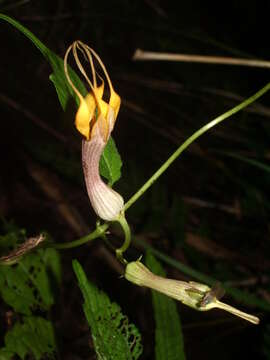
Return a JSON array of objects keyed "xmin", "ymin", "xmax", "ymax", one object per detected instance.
[
  {"xmin": 144, "ymin": 0, "xmax": 167, "ymax": 18},
  {"xmin": 0, "ymin": 93, "xmax": 67, "ymax": 143},
  {"xmin": 182, "ymin": 196, "xmax": 241, "ymax": 216},
  {"xmin": 1, "ymin": 0, "xmax": 31, "ymax": 11},
  {"xmin": 133, "ymin": 49, "xmax": 270, "ymax": 69},
  {"xmin": 184, "ymin": 232, "xmax": 270, "ymax": 271},
  {"xmin": 26, "ymin": 157, "xmax": 89, "ymax": 236}
]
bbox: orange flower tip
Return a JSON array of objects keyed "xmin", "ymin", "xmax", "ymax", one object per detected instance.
[{"xmin": 75, "ymin": 100, "xmax": 92, "ymax": 139}]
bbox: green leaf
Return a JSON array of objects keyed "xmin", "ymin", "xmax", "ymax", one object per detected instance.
[
  {"xmin": 0, "ymin": 229, "xmax": 61, "ymax": 314},
  {"xmin": 0, "ymin": 13, "xmax": 85, "ymax": 109},
  {"xmin": 0, "ymin": 227, "xmax": 26, "ymax": 253},
  {"xmin": 100, "ymin": 137, "xmax": 123, "ymax": 185},
  {"xmin": 73, "ymin": 259, "xmax": 143, "ymax": 360},
  {"xmin": 145, "ymin": 252, "xmax": 186, "ymax": 360},
  {"xmin": 0, "ymin": 348, "xmax": 14, "ymax": 360},
  {"xmin": 1, "ymin": 316, "xmax": 56, "ymax": 359},
  {"xmin": 0, "ymin": 13, "xmax": 122, "ymax": 184}
]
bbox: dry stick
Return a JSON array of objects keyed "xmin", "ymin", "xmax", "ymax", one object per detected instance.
[
  {"xmin": 27, "ymin": 159, "xmax": 89, "ymax": 236},
  {"xmin": 133, "ymin": 49, "xmax": 270, "ymax": 69}
]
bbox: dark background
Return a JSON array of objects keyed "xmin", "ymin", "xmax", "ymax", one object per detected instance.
[{"xmin": 0, "ymin": 0, "xmax": 270, "ymax": 359}]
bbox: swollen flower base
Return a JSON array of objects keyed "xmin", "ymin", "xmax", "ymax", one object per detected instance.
[{"xmin": 125, "ymin": 260, "xmax": 260, "ymax": 325}]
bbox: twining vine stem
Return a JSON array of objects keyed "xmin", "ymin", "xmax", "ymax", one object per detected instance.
[
  {"xmin": 124, "ymin": 82, "xmax": 270, "ymax": 211},
  {"xmin": 52, "ymin": 223, "xmax": 108, "ymax": 249}
]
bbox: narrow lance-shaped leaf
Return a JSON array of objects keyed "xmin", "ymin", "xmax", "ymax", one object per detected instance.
[
  {"xmin": 99, "ymin": 137, "xmax": 123, "ymax": 185},
  {"xmin": 0, "ymin": 13, "xmax": 122, "ymax": 184},
  {"xmin": 0, "ymin": 13, "xmax": 85, "ymax": 109},
  {"xmin": 0, "ymin": 316, "xmax": 57, "ymax": 360}
]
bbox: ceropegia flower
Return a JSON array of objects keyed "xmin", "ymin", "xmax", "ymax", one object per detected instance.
[
  {"xmin": 64, "ymin": 41, "xmax": 124, "ymax": 221},
  {"xmin": 125, "ymin": 260, "xmax": 260, "ymax": 325}
]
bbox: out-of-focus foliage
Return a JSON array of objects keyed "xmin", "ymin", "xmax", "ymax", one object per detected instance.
[
  {"xmin": 0, "ymin": 316, "xmax": 57, "ymax": 360},
  {"xmin": 0, "ymin": 224, "xmax": 58, "ymax": 359},
  {"xmin": 0, "ymin": 228, "xmax": 61, "ymax": 314}
]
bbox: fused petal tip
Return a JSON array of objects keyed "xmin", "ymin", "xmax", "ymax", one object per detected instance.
[{"xmin": 64, "ymin": 40, "xmax": 121, "ymax": 142}]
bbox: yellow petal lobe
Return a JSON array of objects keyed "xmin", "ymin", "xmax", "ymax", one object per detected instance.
[
  {"xmin": 109, "ymin": 90, "xmax": 121, "ymax": 120},
  {"xmin": 75, "ymin": 99, "xmax": 91, "ymax": 139},
  {"xmin": 75, "ymin": 84, "xmax": 105, "ymax": 140},
  {"xmin": 64, "ymin": 41, "xmax": 121, "ymax": 141}
]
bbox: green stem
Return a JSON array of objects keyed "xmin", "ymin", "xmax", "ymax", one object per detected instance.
[
  {"xmin": 115, "ymin": 214, "xmax": 131, "ymax": 263},
  {"xmin": 51, "ymin": 223, "xmax": 108, "ymax": 249},
  {"xmin": 124, "ymin": 82, "xmax": 270, "ymax": 211}
]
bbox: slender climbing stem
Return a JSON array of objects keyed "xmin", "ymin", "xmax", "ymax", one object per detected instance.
[
  {"xmin": 124, "ymin": 82, "xmax": 270, "ymax": 211},
  {"xmin": 52, "ymin": 223, "xmax": 109, "ymax": 249}
]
